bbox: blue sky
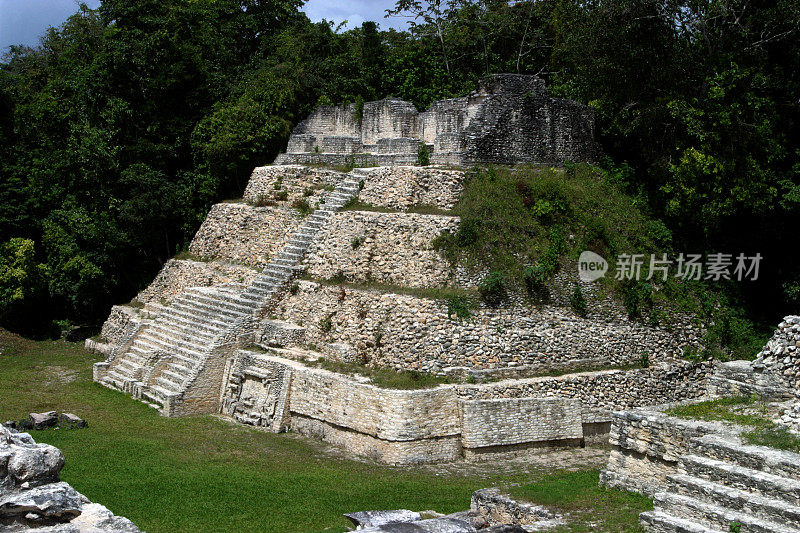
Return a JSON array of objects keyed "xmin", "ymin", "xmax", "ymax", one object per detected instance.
[{"xmin": 0, "ymin": 0, "xmax": 406, "ymax": 52}]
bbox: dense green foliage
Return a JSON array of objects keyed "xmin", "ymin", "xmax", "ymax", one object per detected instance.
[{"xmin": 0, "ymin": 0, "xmax": 798, "ymax": 334}]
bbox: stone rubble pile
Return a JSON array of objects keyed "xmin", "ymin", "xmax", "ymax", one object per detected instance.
[
  {"xmin": 344, "ymin": 488, "xmax": 561, "ymax": 532},
  {"xmin": 751, "ymin": 315, "xmax": 800, "ymax": 432},
  {"xmin": 753, "ymin": 315, "xmax": 800, "ymax": 387},
  {"xmin": 0, "ymin": 425, "xmax": 140, "ymax": 532},
  {"xmin": 4, "ymin": 412, "xmax": 87, "ymax": 432}
]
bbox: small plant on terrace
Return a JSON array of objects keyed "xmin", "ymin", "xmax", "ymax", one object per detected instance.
[
  {"xmin": 417, "ymin": 145, "xmax": 431, "ymax": 166},
  {"xmin": 351, "ymin": 237, "xmax": 363, "ymax": 249},
  {"xmin": 250, "ymin": 194, "xmax": 274, "ymax": 207},
  {"xmin": 319, "ymin": 313, "xmax": 334, "ymax": 333},
  {"xmin": 479, "ymin": 271, "xmax": 506, "ymax": 306},
  {"xmin": 570, "ymin": 284, "xmax": 588, "ymax": 317},
  {"xmin": 292, "ymin": 198, "xmax": 312, "ymax": 216},
  {"xmin": 289, "ymin": 283, "xmax": 299, "ymax": 295},
  {"xmin": 447, "ymin": 295, "xmax": 472, "ymax": 320},
  {"xmin": 273, "ymin": 189, "xmax": 288, "ymax": 201}
]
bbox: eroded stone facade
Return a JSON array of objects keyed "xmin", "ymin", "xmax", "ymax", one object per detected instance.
[{"xmin": 276, "ymin": 74, "xmax": 599, "ymax": 166}]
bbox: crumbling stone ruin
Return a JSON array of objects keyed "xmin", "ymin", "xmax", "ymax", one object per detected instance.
[
  {"xmin": 89, "ymin": 163, "xmax": 710, "ymax": 464},
  {"xmin": 0, "ymin": 425, "xmax": 139, "ymax": 532},
  {"xmin": 342, "ymin": 488, "xmax": 561, "ymax": 532},
  {"xmin": 599, "ymin": 316, "xmax": 800, "ymax": 532},
  {"xmin": 275, "ymin": 75, "xmax": 599, "ymax": 167}
]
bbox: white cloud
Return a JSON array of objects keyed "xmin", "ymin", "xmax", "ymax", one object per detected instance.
[{"xmin": 303, "ymin": 0, "xmax": 409, "ymax": 31}]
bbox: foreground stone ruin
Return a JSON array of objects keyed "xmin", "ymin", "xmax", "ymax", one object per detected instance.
[
  {"xmin": 89, "ymin": 163, "xmax": 712, "ymax": 464},
  {"xmin": 600, "ymin": 316, "xmax": 800, "ymax": 532},
  {"xmin": 275, "ymin": 74, "xmax": 599, "ymax": 167},
  {"xmin": 0, "ymin": 425, "xmax": 139, "ymax": 532},
  {"xmin": 342, "ymin": 488, "xmax": 562, "ymax": 532}
]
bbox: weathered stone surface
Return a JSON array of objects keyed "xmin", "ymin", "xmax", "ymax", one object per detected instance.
[
  {"xmin": 27, "ymin": 413, "xmax": 58, "ymax": 432},
  {"xmin": 277, "ymin": 74, "xmax": 598, "ymax": 166},
  {"xmin": 7, "ymin": 444, "xmax": 64, "ymax": 484},
  {"xmin": 0, "ymin": 426, "xmax": 140, "ymax": 532},
  {"xmin": 358, "ymin": 517, "xmax": 477, "ymax": 532},
  {"xmin": 0, "ymin": 482, "xmax": 84, "ymax": 520},
  {"xmin": 274, "ymin": 283, "xmax": 702, "ymax": 376},
  {"xmin": 344, "ymin": 509, "xmax": 421, "ymax": 528},
  {"xmin": 56, "ymin": 415, "xmax": 86, "ymax": 430},
  {"xmin": 470, "ymin": 488, "xmax": 556, "ymax": 526}
]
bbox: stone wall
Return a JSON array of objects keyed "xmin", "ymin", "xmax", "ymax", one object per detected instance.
[
  {"xmin": 100, "ymin": 305, "xmax": 142, "ymax": 344},
  {"xmin": 599, "ymin": 408, "xmax": 726, "ymax": 496},
  {"xmin": 137, "ymin": 259, "xmax": 257, "ymax": 305},
  {"xmin": 188, "ymin": 203, "xmax": 301, "ymax": 268},
  {"xmin": 753, "ymin": 315, "xmax": 800, "ymax": 390},
  {"xmin": 304, "ymin": 211, "xmax": 458, "ymax": 288},
  {"xmin": 221, "ymin": 350, "xmax": 602, "ymax": 464},
  {"xmin": 460, "ymin": 397, "xmax": 583, "ymax": 458},
  {"xmin": 457, "ymin": 361, "xmax": 711, "ymax": 424},
  {"xmin": 356, "ymin": 167, "xmax": 465, "ymax": 210},
  {"xmin": 272, "ymin": 283, "xmax": 702, "ymax": 376},
  {"xmin": 242, "ymin": 165, "xmax": 345, "ymax": 204},
  {"xmin": 276, "ymin": 74, "xmax": 598, "ymax": 166}
]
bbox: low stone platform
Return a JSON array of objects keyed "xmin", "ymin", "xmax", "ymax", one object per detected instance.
[{"xmin": 600, "ymin": 407, "xmax": 800, "ymax": 532}]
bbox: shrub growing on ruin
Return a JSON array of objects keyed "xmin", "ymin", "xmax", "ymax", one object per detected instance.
[
  {"xmin": 570, "ymin": 284, "xmax": 588, "ymax": 317},
  {"xmin": 319, "ymin": 313, "xmax": 334, "ymax": 333},
  {"xmin": 446, "ymin": 296, "xmax": 472, "ymax": 320},
  {"xmin": 417, "ymin": 145, "xmax": 431, "ymax": 166},
  {"xmin": 479, "ymin": 271, "xmax": 506, "ymax": 306},
  {"xmin": 250, "ymin": 194, "xmax": 275, "ymax": 207},
  {"xmin": 292, "ymin": 198, "xmax": 312, "ymax": 216},
  {"xmin": 273, "ymin": 190, "xmax": 288, "ymax": 201}
]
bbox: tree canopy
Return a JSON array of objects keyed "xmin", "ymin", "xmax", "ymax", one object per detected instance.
[{"xmin": 0, "ymin": 0, "xmax": 797, "ymax": 333}]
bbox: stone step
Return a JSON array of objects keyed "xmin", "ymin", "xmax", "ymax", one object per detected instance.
[
  {"xmin": 669, "ymin": 473, "xmax": 800, "ymax": 529},
  {"xmin": 141, "ymin": 385, "xmax": 174, "ymax": 406},
  {"xmin": 109, "ymin": 362, "xmax": 137, "ymax": 379},
  {"xmin": 692, "ymin": 435, "xmax": 800, "ymax": 480},
  {"xmin": 156, "ymin": 309, "xmax": 231, "ymax": 334},
  {"xmin": 184, "ymin": 286, "xmax": 251, "ymax": 304},
  {"xmin": 161, "ymin": 369, "xmax": 188, "ymax": 384},
  {"xmin": 639, "ymin": 510, "xmax": 724, "ymax": 533},
  {"xmin": 132, "ymin": 338, "xmax": 206, "ymax": 361},
  {"xmin": 680, "ymin": 455, "xmax": 800, "ymax": 505},
  {"xmin": 166, "ymin": 362, "xmax": 193, "ymax": 375},
  {"xmin": 249, "ymin": 280, "xmax": 281, "ymax": 292},
  {"xmin": 181, "ymin": 290, "xmax": 253, "ymax": 315},
  {"xmin": 654, "ymin": 492, "xmax": 799, "ymax": 533},
  {"xmin": 169, "ymin": 300, "xmax": 248, "ymax": 323},
  {"xmin": 154, "ymin": 376, "xmax": 181, "ymax": 392},
  {"xmin": 147, "ymin": 321, "xmax": 219, "ymax": 343},
  {"xmin": 254, "ymin": 274, "xmax": 285, "ymax": 285},
  {"xmin": 137, "ymin": 329, "xmax": 209, "ymax": 354},
  {"xmin": 118, "ymin": 350, "xmax": 147, "ymax": 365},
  {"xmin": 102, "ymin": 372, "xmax": 130, "ymax": 391},
  {"xmin": 278, "ymin": 251, "xmax": 302, "ymax": 261},
  {"xmin": 284, "ymin": 245, "xmax": 307, "ymax": 255}
]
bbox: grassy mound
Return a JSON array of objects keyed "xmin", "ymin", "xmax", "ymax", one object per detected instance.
[{"xmin": 433, "ymin": 164, "xmax": 770, "ymax": 361}]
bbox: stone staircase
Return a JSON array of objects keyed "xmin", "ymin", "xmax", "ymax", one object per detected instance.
[
  {"xmin": 640, "ymin": 434, "xmax": 800, "ymax": 533},
  {"xmin": 96, "ymin": 172, "xmax": 362, "ymax": 414}
]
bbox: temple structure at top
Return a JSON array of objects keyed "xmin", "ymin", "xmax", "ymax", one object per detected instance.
[{"xmin": 275, "ymin": 74, "xmax": 599, "ymax": 167}]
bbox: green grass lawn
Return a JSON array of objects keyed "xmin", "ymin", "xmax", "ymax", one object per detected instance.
[{"xmin": 0, "ymin": 329, "xmax": 650, "ymax": 532}]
